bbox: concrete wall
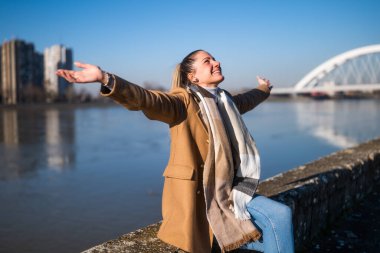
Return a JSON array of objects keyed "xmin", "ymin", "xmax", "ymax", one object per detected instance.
[
  {"xmin": 83, "ymin": 138, "xmax": 380, "ymax": 252},
  {"xmin": 259, "ymin": 138, "xmax": 380, "ymax": 250}
]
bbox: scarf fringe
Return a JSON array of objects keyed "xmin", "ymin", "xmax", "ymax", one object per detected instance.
[{"xmin": 222, "ymin": 230, "xmax": 262, "ymax": 252}]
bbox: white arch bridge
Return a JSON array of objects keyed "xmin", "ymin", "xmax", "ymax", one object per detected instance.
[{"xmin": 272, "ymin": 44, "xmax": 380, "ymax": 96}]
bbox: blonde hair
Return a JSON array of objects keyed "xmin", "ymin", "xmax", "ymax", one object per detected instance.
[
  {"xmin": 171, "ymin": 49, "xmax": 204, "ymax": 90},
  {"xmin": 171, "ymin": 64, "xmax": 184, "ymax": 90}
]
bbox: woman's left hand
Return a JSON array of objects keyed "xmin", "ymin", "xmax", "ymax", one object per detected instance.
[{"xmin": 256, "ymin": 76, "xmax": 272, "ymax": 89}]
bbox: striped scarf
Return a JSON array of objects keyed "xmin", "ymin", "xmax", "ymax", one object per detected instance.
[{"xmin": 189, "ymin": 85, "xmax": 261, "ymax": 252}]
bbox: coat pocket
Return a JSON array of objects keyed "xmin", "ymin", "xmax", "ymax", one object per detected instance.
[{"xmin": 163, "ymin": 165, "xmax": 195, "ymax": 180}]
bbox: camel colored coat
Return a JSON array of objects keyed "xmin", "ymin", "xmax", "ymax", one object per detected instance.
[{"xmin": 101, "ymin": 75, "xmax": 270, "ymax": 253}]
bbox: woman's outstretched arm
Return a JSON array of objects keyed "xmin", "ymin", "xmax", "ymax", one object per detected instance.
[
  {"xmin": 232, "ymin": 76, "xmax": 272, "ymax": 114},
  {"xmin": 56, "ymin": 62, "xmax": 187, "ymax": 125}
]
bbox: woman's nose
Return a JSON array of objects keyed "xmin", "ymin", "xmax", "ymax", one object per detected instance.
[{"xmin": 213, "ymin": 60, "xmax": 220, "ymax": 68}]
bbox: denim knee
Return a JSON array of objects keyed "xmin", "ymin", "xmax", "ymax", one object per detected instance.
[
  {"xmin": 275, "ymin": 202, "xmax": 293, "ymax": 220},
  {"xmin": 247, "ymin": 196, "xmax": 293, "ymax": 221}
]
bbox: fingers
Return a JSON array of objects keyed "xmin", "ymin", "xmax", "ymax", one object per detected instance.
[
  {"xmin": 256, "ymin": 75, "xmax": 272, "ymax": 87},
  {"xmin": 56, "ymin": 69, "xmax": 63, "ymax": 77},
  {"xmin": 74, "ymin": 61, "xmax": 92, "ymax": 69},
  {"xmin": 63, "ymin": 71, "xmax": 76, "ymax": 83},
  {"xmin": 74, "ymin": 61, "xmax": 85, "ymax": 68},
  {"xmin": 56, "ymin": 69, "xmax": 76, "ymax": 83},
  {"xmin": 56, "ymin": 69, "xmax": 69, "ymax": 80}
]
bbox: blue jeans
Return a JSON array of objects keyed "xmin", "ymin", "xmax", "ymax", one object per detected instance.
[{"xmin": 240, "ymin": 195, "xmax": 295, "ymax": 253}]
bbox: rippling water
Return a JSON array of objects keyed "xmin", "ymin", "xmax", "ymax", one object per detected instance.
[{"xmin": 0, "ymin": 99, "xmax": 379, "ymax": 253}]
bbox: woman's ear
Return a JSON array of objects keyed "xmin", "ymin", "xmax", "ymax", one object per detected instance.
[
  {"xmin": 187, "ymin": 72, "xmax": 198, "ymax": 83},
  {"xmin": 187, "ymin": 72, "xmax": 194, "ymax": 82}
]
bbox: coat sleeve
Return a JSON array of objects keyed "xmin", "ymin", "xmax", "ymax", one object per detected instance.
[
  {"xmin": 231, "ymin": 84, "xmax": 271, "ymax": 114},
  {"xmin": 100, "ymin": 75, "xmax": 188, "ymax": 125}
]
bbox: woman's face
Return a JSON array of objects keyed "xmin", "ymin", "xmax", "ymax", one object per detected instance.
[{"xmin": 189, "ymin": 51, "xmax": 224, "ymax": 87}]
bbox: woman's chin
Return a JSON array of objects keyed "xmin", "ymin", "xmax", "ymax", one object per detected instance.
[{"xmin": 217, "ymin": 76, "xmax": 225, "ymax": 84}]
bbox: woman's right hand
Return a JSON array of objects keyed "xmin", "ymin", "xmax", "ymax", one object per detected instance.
[{"xmin": 56, "ymin": 62, "xmax": 104, "ymax": 84}]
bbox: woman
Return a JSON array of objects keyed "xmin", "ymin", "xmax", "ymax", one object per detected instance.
[{"xmin": 57, "ymin": 50, "xmax": 294, "ymax": 253}]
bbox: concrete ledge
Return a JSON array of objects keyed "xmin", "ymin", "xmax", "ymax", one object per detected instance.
[{"xmin": 83, "ymin": 137, "xmax": 380, "ymax": 252}]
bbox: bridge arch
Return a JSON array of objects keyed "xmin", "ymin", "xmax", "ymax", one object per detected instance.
[{"xmin": 294, "ymin": 44, "xmax": 380, "ymax": 91}]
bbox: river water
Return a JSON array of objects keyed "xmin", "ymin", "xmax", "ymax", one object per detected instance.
[{"xmin": 0, "ymin": 99, "xmax": 379, "ymax": 253}]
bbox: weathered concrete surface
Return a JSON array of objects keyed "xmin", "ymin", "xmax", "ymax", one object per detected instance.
[
  {"xmin": 82, "ymin": 222, "xmax": 186, "ymax": 253},
  {"xmin": 82, "ymin": 137, "xmax": 380, "ymax": 253},
  {"xmin": 300, "ymin": 180, "xmax": 380, "ymax": 252}
]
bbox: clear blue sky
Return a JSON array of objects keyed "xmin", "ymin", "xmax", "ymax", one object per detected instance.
[{"xmin": 1, "ymin": 0, "xmax": 379, "ymax": 95}]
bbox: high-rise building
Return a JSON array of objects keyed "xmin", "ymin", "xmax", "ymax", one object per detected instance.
[
  {"xmin": 44, "ymin": 45, "xmax": 73, "ymax": 102},
  {"xmin": 1, "ymin": 39, "xmax": 44, "ymax": 104}
]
